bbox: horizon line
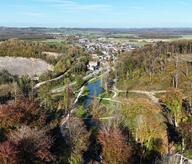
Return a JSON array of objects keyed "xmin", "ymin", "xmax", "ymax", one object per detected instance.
[{"xmin": 1, "ymin": 26, "xmax": 192, "ymax": 29}]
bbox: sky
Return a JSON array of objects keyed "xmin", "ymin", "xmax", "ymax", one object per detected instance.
[{"xmin": 0, "ymin": 0, "xmax": 192, "ymax": 28}]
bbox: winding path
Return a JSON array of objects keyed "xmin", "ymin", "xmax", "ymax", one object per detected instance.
[
  {"xmin": 34, "ymin": 74, "xmax": 65, "ymax": 89},
  {"xmin": 60, "ymin": 85, "xmax": 85, "ymax": 136},
  {"xmin": 51, "ymin": 68, "xmax": 105, "ymax": 94},
  {"xmin": 59, "ymin": 63, "xmax": 111, "ymax": 137},
  {"xmin": 34, "ymin": 68, "xmax": 73, "ymax": 89},
  {"xmin": 33, "ymin": 61, "xmax": 112, "ymax": 136},
  {"xmin": 128, "ymin": 90, "xmax": 166, "ymax": 104},
  {"xmin": 112, "ymin": 87, "xmax": 167, "ymax": 104}
]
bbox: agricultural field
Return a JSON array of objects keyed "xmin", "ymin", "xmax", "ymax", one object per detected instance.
[{"xmin": 109, "ymin": 34, "xmax": 192, "ymax": 45}]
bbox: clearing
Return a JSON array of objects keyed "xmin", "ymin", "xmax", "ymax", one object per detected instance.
[{"xmin": 0, "ymin": 56, "xmax": 53, "ymax": 77}]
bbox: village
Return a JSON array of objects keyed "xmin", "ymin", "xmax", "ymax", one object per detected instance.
[{"xmin": 76, "ymin": 36, "xmax": 139, "ymax": 71}]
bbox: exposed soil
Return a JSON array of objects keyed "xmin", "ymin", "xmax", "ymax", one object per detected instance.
[{"xmin": 0, "ymin": 56, "xmax": 53, "ymax": 77}]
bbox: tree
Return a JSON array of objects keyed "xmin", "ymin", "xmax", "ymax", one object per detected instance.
[
  {"xmin": 75, "ymin": 75, "xmax": 84, "ymax": 89},
  {"xmin": 9, "ymin": 125, "xmax": 53, "ymax": 163},
  {"xmin": 179, "ymin": 120, "xmax": 192, "ymax": 155},
  {"xmin": 62, "ymin": 117, "xmax": 90, "ymax": 164},
  {"xmin": 0, "ymin": 98, "xmax": 46, "ymax": 129},
  {"xmin": 121, "ymin": 99, "xmax": 168, "ymax": 156},
  {"xmin": 161, "ymin": 89, "xmax": 184, "ymax": 127},
  {"xmin": 63, "ymin": 82, "xmax": 73, "ymax": 112},
  {"xmin": 97, "ymin": 127, "xmax": 132, "ymax": 164},
  {"xmin": 17, "ymin": 75, "xmax": 32, "ymax": 97},
  {"xmin": 38, "ymin": 83, "xmax": 55, "ymax": 110},
  {"xmin": 0, "ymin": 141, "xmax": 18, "ymax": 164}
]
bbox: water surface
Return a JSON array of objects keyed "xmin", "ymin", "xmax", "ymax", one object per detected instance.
[{"xmin": 83, "ymin": 79, "xmax": 103, "ymax": 108}]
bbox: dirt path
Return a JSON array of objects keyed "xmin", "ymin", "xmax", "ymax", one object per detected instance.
[
  {"xmin": 59, "ymin": 64, "xmax": 111, "ymax": 137},
  {"xmin": 50, "ymin": 68, "xmax": 104, "ymax": 94},
  {"xmin": 128, "ymin": 90, "xmax": 167, "ymax": 104},
  {"xmin": 112, "ymin": 87, "xmax": 167, "ymax": 104},
  {"xmin": 34, "ymin": 74, "xmax": 65, "ymax": 89},
  {"xmin": 60, "ymin": 85, "xmax": 85, "ymax": 136}
]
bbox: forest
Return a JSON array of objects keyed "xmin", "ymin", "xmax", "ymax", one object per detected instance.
[{"xmin": 0, "ymin": 39, "xmax": 192, "ymax": 164}]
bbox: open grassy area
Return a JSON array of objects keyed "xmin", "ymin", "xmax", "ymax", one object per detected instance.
[{"xmin": 109, "ymin": 34, "xmax": 192, "ymax": 46}]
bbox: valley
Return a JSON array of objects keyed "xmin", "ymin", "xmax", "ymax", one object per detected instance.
[{"xmin": 0, "ymin": 28, "xmax": 192, "ymax": 164}]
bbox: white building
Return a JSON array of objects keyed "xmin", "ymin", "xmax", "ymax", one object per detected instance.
[{"xmin": 87, "ymin": 61, "xmax": 99, "ymax": 71}]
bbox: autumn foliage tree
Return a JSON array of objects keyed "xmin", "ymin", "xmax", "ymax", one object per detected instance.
[
  {"xmin": 9, "ymin": 126, "xmax": 53, "ymax": 163},
  {"xmin": 0, "ymin": 126, "xmax": 53, "ymax": 164},
  {"xmin": 0, "ymin": 96, "xmax": 55, "ymax": 164},
  {"xmin": 121, "ymin": 99, "xmax": 168, "ymax": 156},
  {"xmin": 0, "ymin": 98, "xmax": 46, "ymax": 129},
  {"xmin": 179, "ymin": 120, "xmax": 192, "ymax": 156},
  {"xmin": 0, "ymin": 141, "xmax": 18, "ymax": 164},
  {"xmin": 97, "ymin": 127, "xmax": 132, "ymax": 164}
]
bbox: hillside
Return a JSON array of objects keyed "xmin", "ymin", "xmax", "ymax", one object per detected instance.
[{"xmin": 0, "ymin": 38, "xmax": 192, "ymax": 163}]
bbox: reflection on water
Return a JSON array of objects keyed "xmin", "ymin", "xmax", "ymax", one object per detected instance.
[
  {"xmin": 82, "ymin": 79, "xmax": 104, "ymax": 163},
  {"xmin": 83, "ymin": 79, "xmax": 103, "ymax": 108}
]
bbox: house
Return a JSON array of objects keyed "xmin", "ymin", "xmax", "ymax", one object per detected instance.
[
  {"xmin": 87, "ymin": 61, "xmax": 99, "ymax": 71},
  {"xmin": 91, "ymin": 54, "xmax": 99, "ymax": 60}
]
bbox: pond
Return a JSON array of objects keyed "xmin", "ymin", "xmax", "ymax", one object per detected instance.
[
  {"xmin": 83, "ymin": 79, "xmax": 104, "ymax": 108},
  {"xmin": 82, "ymin": 79, "xmax": 104, "ymax": 163}
]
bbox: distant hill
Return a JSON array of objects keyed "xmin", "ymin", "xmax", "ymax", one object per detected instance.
[
  {"xmin": 1, "ymin": 27, "xmax": 192, "ymax": 40},
  {"xmin": 0, "ymin": 27, "xmax": 54, "ymax": 40}
]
